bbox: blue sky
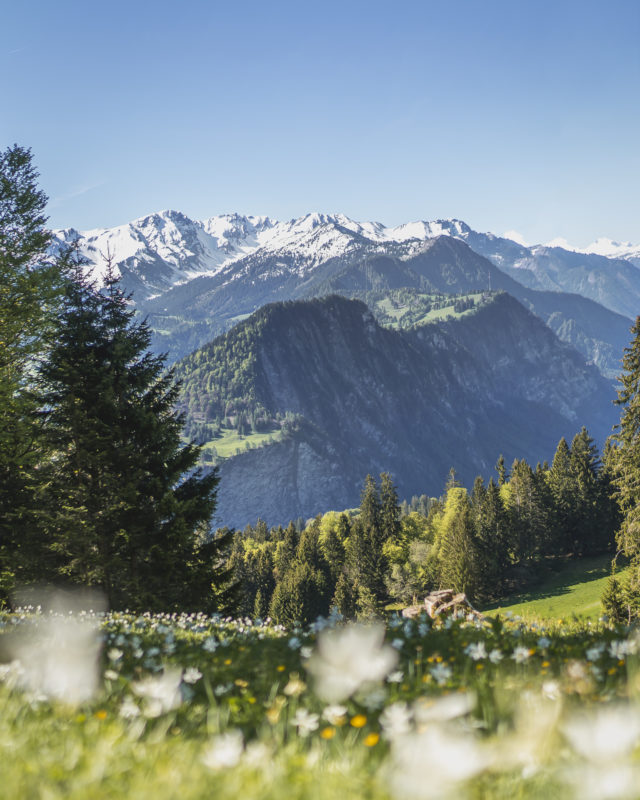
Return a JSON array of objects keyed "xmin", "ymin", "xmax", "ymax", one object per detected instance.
[{"xmin": 2, "ymin": 0, "xmax": 638, "ymax": 246}]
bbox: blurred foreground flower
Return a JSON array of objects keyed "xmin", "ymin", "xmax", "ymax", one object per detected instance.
[
  {"xmin": 131, "ymin": 668, "xmax": 182, "ymax": 717},
  {"xmin": 202, "ymin": 730, "xmax": 244, "ymax": 770},
  {"xmin": 562, "ymin": 704, "xmax": 640, "ymax": 799},
  {"xmin": 305, "ymin": 623, "xmax": 398, "ymax": 702},
  {"xmin": 10, "ymin": 613, "xmax": 101, "ymax": 704},
  {"xmin": 387, "ymin": 725, "xmax": 489, "ymax": 799}
]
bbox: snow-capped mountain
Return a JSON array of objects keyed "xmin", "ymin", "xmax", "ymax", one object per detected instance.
[
  {"xmin": 51, "ymin": 212, "xmax": 518, "ymax": 298},
  {"xmin": 53, "ymin": 210, "xmax": 640, "ymax": 320},
  {"xmin": 547, "ymin": 236, "xmax": 640, "ymax": 268}
]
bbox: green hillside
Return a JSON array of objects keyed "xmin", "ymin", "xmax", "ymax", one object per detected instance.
[
  {"xmin": 483, "ymin": 553, "xmax": 629, "ymax": 621},
  {"xmin": 368, "ymin": 289, "xmax": 490, "ymax": 329}
]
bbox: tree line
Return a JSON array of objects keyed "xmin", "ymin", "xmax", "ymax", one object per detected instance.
[{"xmin": 225, "ymin": 427, "xmax": 620, "ymax": 626}]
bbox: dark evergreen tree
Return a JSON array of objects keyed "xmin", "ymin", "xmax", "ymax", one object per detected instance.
[
  {"xmin": 0, "ymin": 146, "xmax": 65, "ymax": 596},
  {"xmin": 547, "ymin": 437, "xmax": 575, "ymax": 554},
  {"xmin": 274, "ymin": 521, "xmax": 298, "ymax": 578},
  {"xmin": 352, "ymin": 474, "xmax": 399, "ymax": 613},
  {"xmin": 332, "ymin": 570, "xmax": 358, "ymax": 618},
  {"xmin": 380, "ymin": 472, "xmax": 401, "ymax": 543},
  {"xmin": 569, "ymin": 427, "xmax": 606, "ymax": 556},
  {"xmin": 602, "ymin": 574, "xmax": 627, "ymax": 624},
  {"xmin": 438, "ymin": 488, "xmax": 478, "ymax": 599},
  {"xmin": 471, "ymin": 476, "xmax": 510, "ymax": 600},
  {"xmin": 36, "ymin": 260, "xmax": 228, "ymax": 611},
  {"xmin": 495, "ymin": 455, "xmax": 507, "ymax": 486},
  {"xmin": 269, "ymin": 560, "xmax": 328, "ymax": 627}
]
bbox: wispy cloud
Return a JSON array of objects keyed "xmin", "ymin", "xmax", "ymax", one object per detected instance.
[{"xmin": 49, "ymin": 181, "xmax": 106, "ymax": 208}]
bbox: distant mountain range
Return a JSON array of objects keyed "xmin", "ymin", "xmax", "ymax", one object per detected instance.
[
  {"xmin": 52, "ymin": 211, "xmax": 638, "ymax": 379},
  {"xmin": 53, "ymin": 210, "xmax": 640, "ymax": 317},
  {"xmin": 172, "ymin": 293, "xmax": 617, "ymax": 528},
  {"xmin": 51, "ymin": 210, "xmax": 637, "ymax": 526}
]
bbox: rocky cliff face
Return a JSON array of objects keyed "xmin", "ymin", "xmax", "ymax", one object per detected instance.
[{"xmin": 205, "ymin": 294, "xmax": 616, "ymax": 528}]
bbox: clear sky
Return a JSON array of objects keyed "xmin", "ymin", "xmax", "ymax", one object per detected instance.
[{"xmin": 2, "ymin": 0, "xmax": 638, "ymax": 246}]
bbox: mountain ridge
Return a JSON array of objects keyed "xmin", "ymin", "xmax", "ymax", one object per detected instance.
[{"xmin": 171, "ymin": 293, "xmax": 617, "ymax": 529}]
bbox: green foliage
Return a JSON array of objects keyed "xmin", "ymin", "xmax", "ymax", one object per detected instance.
[
  {"xmin": 0, "ymin": 145, "xmax": 66, "ymax": 596},
  {"xmin": 611, "ymin": 317, "xmax": 640, "ymax": 560},
  {"xmin": 33, "ymin": 262, "xmax": 227, "ymax": 611},
  {"xmin": 602, "ymin": 573, "xmax": 627, "ymax": 623},
  {"xmin": 366, "ymin": 288, "xmax": 489, "ymax": 330}
]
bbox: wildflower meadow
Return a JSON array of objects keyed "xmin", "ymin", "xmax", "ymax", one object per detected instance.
[{"xmin": 1, "ymin": 607, "xmax": 640, "ymax": 799}]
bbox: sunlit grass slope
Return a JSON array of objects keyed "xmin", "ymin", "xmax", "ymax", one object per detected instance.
[{"xmin": 483, "ymin": 553, "xmax": 629, "ymax": 621}]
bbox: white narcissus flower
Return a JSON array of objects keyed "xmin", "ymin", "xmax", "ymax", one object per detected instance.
[
  {"xmin": 131, "ymin": 668, "xmax": 182, "ymax": 716},
  {"xmin": 322, "ymin": 704, "xmax": 348, "ymax": 725},
  {"xmin": 585, "ymin": 643, "xmax": 605, "ymax": 662},
  {"xmin": 290, "ymin": 709, "xmax": 319, "ymax": 737},
  {"xmin": 511, "ymin": 646, "xmax": 531, "ymax": 664},
  {"xmin": 563, "ymin": 706, "xmax": 640, "ymax": 763},
  {"xmin": 464, "ymin": 641, "xmax": 487, "ymax": 661},
  {"xmin": 202, "ymin": 730, "xmax": 244, "ymax": 770},
  {"xmin": 182, "ymin": 667, "xmax": 202, "ymax": 684},
  {"xmin": 12, "ymin": 616, "xmax": 101, "ymax": 705},
  {"xmin": 380, "ymin": 702, "xmax": 413, "ymax": 738},
  {"xmin": 414, "ymin": 692, "xmax": 475, "ymax": 725},
  {"xmin": 305, "ymin": 623, "xmax": 398, "ymax": 702},
  {"xmin": 429, "ymin": 662, "xmax": 452, "ymax": 686},
  {"xmin": 488, "ymin": 649, "xmax": 503, "ymax": 664},
  {"xmin": 107, "ymin": 648, "xmax": 123, "ymax": 662},
  {"xmin": 388, "ymin": 725, "xmax": 489, "ymax": 799},
  {"xmin": 202, "ymin": 637, "xmax": 217, "ymax": 653},
  {"xmin": 119, "ymin": 697, "xmax": 141, "ymax": 719}
]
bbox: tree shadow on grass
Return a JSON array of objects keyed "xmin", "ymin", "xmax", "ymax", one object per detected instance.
[{"xmin": 483, "ymin": 554, "xmax": 614, "ymax": 612}]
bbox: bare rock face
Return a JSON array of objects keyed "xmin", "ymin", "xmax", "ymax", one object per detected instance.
[{"xmin": 402, "ymin": 590, "xmax": 483, "ymax": 620}]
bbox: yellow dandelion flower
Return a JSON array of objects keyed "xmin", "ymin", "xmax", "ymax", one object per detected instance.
[
  {"xmin": 224, "ymin": 658, "xmax": 232, "ymax": 666},
  {"xmin": 350, "ymin": 714, "xmax": 367, "ymax": 728},
  {"xmin": 363, "ymin": 732, "xmax": 379, "ymax": 747},
  {"xmin": 95, "ymin": 710, "xmax": 107, "ymax": 721},
  {"xmin": 320, "ymin": 726, "xmax": 336, "ymax": 740},
  {"xmin": 276, "ymin": 665, "xmax": 286, "ymax": 672},
  {"xmin": 234, "ymin": 678, "xmax": 248, "ymax": 688}
]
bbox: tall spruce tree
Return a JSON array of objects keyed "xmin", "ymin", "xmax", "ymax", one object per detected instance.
[
  {"xmin": 0, "ymin": 146, "xmax": 65, "ymax": 595},
  {"xmin": 569, "ymin": 427, "xmax": 608, "ymax": 556},
  {"xmin": 36, "ymin": 259, "xmax": 230, "ymax": 612},
  {"xmin": 547, "ymin": 437, "xmax": 575, "ymax": 554},
  {"xmin": 611, "ymin": 317, "xmax": 640, "ymax": 596}
]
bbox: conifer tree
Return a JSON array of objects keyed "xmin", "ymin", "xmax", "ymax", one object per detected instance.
[
  {"xmin": 609, "ymin": 317, "xmax": 640, "ymax": 603},
  {"xmin": 438, "ymin": 487, "xmax": 478, "ymax": 598},
  {"xmin": 495, "ymin": 455, "xmax": 507, "ymax": 485},
  {"xmin": 548, "ymin": 437, "xmax": 575, "ymax": 554},
  {"xmin": 610, "ymin": 319, "xmax": 640, "ymax": 561},
  {"xmin": 471, "ymin": 476, "xmax": 509, "ymax": 600},
  {"xmin": 569, "ymin": 427, "xmax": 606, "ymax": 556},
  {"xmin": 36, "ymin": 259, "xmax": 228, "ymax": 611},
  {"xmin": 0, "ymin": 146, "xmax": 65, "ymax": 595}
]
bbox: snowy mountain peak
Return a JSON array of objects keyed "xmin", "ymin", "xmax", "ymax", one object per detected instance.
[
  {"xmin": 582, "ymin": 237, "xmax": 639, "ymax": 259},
  {"xmin": 51, "ymin": 210, "xmax": 640, "ymax": 301}
]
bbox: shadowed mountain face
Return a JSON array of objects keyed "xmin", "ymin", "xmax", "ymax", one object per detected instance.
[
  {"xmin": 146, "ymin": 235, "xmax": 631, "ymax": 378},
  {"xmin": 174, "ymin": 294, "xmax": 617, "ymax": 529}
]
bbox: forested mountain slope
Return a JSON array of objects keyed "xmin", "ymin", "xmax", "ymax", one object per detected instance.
[
  {"xmin": 147, "ymin": 235, "xmax": 630, "ymax": 377},
  {"xmin": 174, "ymin": 293, "xmax": 616, "ymax": 528}
]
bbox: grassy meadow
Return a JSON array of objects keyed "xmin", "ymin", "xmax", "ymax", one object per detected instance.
[
  {"xmin": 1, "ymin": 602, "xmax": 640, "ymax": 799},
  {"xmin": 484, "ymin": 554, "xmax": 628, "ymax": 622}
]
